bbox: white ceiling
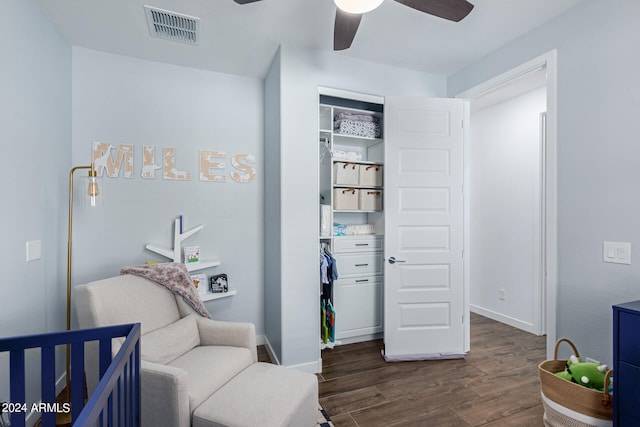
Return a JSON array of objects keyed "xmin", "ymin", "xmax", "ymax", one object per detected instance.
[{"xmin": 35, "ymin": 0, "xmax": 584, "ymax": 78}]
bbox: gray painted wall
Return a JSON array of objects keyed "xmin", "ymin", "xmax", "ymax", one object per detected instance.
[
  {"xmin": 70, "ymin": 48, "xmax": 265, "ymax": 332},
  {"xmin": 450, "ymin": 0, "xmax": 640, "ymax": 364},
  {"xmin": 0, "ymin": 0, "xmax": 71, "ymax": 408},
  {"xmin": 264, "ymin": 48, "xmax": 283, "ymax": 362},
  {"xmin": 266, "ymin": 45, "xmax": 446, "ymax": 369}
]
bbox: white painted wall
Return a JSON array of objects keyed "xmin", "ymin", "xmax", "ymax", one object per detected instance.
[
  {"xmin": 0, "ymin": 0, "xmax": 71, "ymax": 412},
  {"xmin": 264, "ymin": 45, "xmax": 446, "ymax": 369},
  {"xmin": 449, "ymin": 0, "xmax": 640, "ymax": 364},
  {"xmin": 71, "ymin": 48, "xmax": 265, "ymax": 332},
  {"xmin": 470, "ymin": 87, "xmax": 546, "ymax": 333}
]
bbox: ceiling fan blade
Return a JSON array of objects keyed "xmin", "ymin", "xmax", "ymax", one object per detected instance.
[
  {"xmin": 233, "ymin": 0, "xmax": 262, "ymax": 4},
  {"xmin": 334, "ymin": 8, "xmax": 363, "ymax": 51},
  {"xmin": 394, "ymin": 0, "xmax": 474, "ymax": 22}
]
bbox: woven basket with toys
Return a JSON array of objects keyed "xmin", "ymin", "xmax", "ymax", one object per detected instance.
[{"xmin": 538, "ymin": 338, "xmax": 613, "ymax": 426}]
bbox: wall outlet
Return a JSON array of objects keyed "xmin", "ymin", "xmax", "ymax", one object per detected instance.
[{"xmin": 498, "ymin": 288, "xmax": 506, "ymax": 301}]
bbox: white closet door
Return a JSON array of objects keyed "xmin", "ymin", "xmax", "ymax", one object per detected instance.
[{"xmin": 383, "ymin": 97, "xmax": 465, "ymax": 361}]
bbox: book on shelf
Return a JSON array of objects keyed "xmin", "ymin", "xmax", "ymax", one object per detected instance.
[
  {"xmin": 210, "ymin": 273, "xmax": 228, "ymax": 293},
  {"xmin": 190, "ymin": 273, "xmax": 207, "ymax": 295},
  {"xmin": 183, "ymin": 246, "xmax": 200, "ymax": 264}
]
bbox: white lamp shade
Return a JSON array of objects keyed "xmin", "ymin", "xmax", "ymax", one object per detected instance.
[{"xmin": 334, "ymin": 0, "xmax": 384, "ymax": 14}]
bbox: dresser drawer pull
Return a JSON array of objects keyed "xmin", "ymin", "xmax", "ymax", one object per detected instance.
[
  {"xmin": 355, "ymin": 279, "xmax": 369, "ymax": 283},
  {"xmin": 355, "ymin": 243, "xmax": 369, "ymax": 246},
  {"xmin": 355, "ymin": 263, "xmax": 369, "ymax": 267}
]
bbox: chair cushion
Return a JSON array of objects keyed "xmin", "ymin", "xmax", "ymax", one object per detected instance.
[
  {"xmin": 168, "ymin": 345, "xmax": 254, "ymax": 413},
  {"xmin": 76, "ymin": 275, "xmax": 182, "ymax": 335},
  {"xmin": 193, "ymin": 362, "xmax": 319, "ymax": 427},
  {"xmin": 141, "ymin": 314, "xmax": 201, "ymax": 364}
]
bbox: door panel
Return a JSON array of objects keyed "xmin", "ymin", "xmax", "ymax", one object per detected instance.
[{"xmin": 384, "ymin": 97, "xmax": 465, "ymax": 361}]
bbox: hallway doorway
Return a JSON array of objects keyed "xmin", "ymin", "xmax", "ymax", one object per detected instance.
[{"xmin": 457, "ymin": 51, "xmax": 558, "ymax": 358}]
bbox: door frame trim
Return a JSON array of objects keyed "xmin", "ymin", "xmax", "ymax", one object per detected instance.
[{"xmin": 455, "ymin": 50, "xmax": 558, "ymax": 358}]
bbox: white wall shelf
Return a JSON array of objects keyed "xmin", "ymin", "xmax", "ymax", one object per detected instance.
[
  {"xmin": 146, "ymin": 217, "xmax": 220, "ymax": 273},
  {"xmin": 201, "ymin": 288, "xmax": 237, "ymax": 302}
]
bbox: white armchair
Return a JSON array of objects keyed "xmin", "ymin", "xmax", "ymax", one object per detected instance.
[{"xmin": 76, "ymin": 274, "xmax": 317, "ymax": 427}]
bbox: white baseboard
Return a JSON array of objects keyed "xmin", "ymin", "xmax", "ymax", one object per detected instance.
[
  {"xmin": 261, "ymin": 336, "xmax": 321, "ymax": 374},
  {"xmin": 336, "ymin": 332, "xmax": 382, "ymax": 345},
  {"xmin": 285, "ymin": 360, "xmax": 321, "ymax": 374},
  {"xmin": 262, "ymin": 335, "xmax": 281, "ymax": 366},
  {"xmin": 470, "ymin": 305, "xmax": 538, "ymax": 335}
]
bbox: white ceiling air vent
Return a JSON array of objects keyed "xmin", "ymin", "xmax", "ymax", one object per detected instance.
[{"xmin": 144, "ymin": 6, "xmax": 200, "ymax": 45}]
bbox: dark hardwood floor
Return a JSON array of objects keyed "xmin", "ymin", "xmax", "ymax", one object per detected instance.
[
  {"xmin": 43, "ymin": 313, "xmax": 543, "ymax": 427},
  {"xmin": 315, "ymin": 313, "xmax": 546, "ymax": 426}
]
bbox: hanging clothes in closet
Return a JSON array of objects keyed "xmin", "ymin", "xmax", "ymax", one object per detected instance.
[
  {"xmin": 320, "ymin": 243, "xmax": 338, "ymax": 344},
  {"xmin": 320, "ymin": 243, "xmax": 338, "ymax": 302}
]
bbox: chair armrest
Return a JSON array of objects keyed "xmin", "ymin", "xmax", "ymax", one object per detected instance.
[
  {"xmin": 140, "ymin": 361, "xmax": 190, "ymax": 427},
  {"xmin": 195, "ymin": 317, "xmax": 258, "ymax": 362}
]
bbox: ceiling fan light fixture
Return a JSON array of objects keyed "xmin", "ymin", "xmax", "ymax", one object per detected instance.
[{"xmin": 334, "ymin": 0, "xmax": 384, "ymax": 14}]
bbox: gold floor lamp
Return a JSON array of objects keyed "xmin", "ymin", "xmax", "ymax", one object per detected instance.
[{"xmin": 60, "ymin": 163, "xmax": 102, "ymax": 425}]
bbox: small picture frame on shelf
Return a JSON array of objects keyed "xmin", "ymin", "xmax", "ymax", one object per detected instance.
[
  {"xmin": 183, "ymin": 246, "xmax": 200, "ymax": 264},
  {"xmin": 190, "ymin": 273, "xmax": 207, "ymax": 295},
  {"xmin": 210, "ymin": 273, "xmax": 228, "ymax": 293}
]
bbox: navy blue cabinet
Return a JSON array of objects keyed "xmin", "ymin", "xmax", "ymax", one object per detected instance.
[{"xmin": 613, "ymin": 300, "xmax": 640, "ymax": 426}]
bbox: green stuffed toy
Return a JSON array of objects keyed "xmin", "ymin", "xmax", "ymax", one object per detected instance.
[{"xmin": 555, "ymin": 354, "xmax": 609, "ymax": 391}]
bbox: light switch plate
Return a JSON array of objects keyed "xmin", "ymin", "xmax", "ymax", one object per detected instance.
[
  {"xmin": 603, "ymin": 241, "xmax": 631, "ymax": 265},
  {"xmin": 26, "ymin": 240, "xmax": 42, "ymax": 262}
]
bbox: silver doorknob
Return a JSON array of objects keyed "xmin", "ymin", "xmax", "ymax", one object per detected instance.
[{"xmin": 388, "ymin": 257, "xmax": 406, "ymax": 264}]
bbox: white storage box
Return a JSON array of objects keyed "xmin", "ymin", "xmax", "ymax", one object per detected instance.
[
  {"xmin": 359, "ymin": 190, "xmax": 383, "ymax": 211},
  {"xmin": 333, "ymin": 162, "xmax": 360, "ymax": 186},
  {"xmin": 334, "ymin": 188, "xmax": 358, "ymax": 210},
  {"xmin": 359, "ymin": 164, "xmax": 383, "ymax": 187}
]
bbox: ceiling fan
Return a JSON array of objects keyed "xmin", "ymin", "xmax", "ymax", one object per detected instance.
[{"xmin": 233, "ymin": 0, "xmax": 474, "ymax": 51}]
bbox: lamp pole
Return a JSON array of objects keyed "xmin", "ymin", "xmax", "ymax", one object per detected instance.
[{"xmin": 61, "ymin": 163, "xmax": 99, "ymax": 425}]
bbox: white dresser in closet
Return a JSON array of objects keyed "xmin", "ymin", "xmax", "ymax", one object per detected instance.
[{"xmin": 332, "ymin": 236, "xmax": 383, "ymax": 340}]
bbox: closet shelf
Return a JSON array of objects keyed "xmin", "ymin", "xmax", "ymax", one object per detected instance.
[
  {"xmin": 334, "ymin": 209, "xmax": 383, "ymax": 213},
  {"xmin": 333, "ymin": 134, "xmax": 382, "ymax": 148},
  {"xmin": 332, "ymin": 159, "xmax": 383, "ymax": 166},
  {"xmin": 334, "ymin": 133, "xmax": 381, "ymax": 141},
  {"xmin": 333, "ymin": 185, "xmax": 383, "ymax": 190}
]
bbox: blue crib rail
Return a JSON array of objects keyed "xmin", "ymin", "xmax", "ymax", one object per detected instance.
[{"xmin": 0, "ymin": 323, "xmax": 140, "ymax": 427}]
